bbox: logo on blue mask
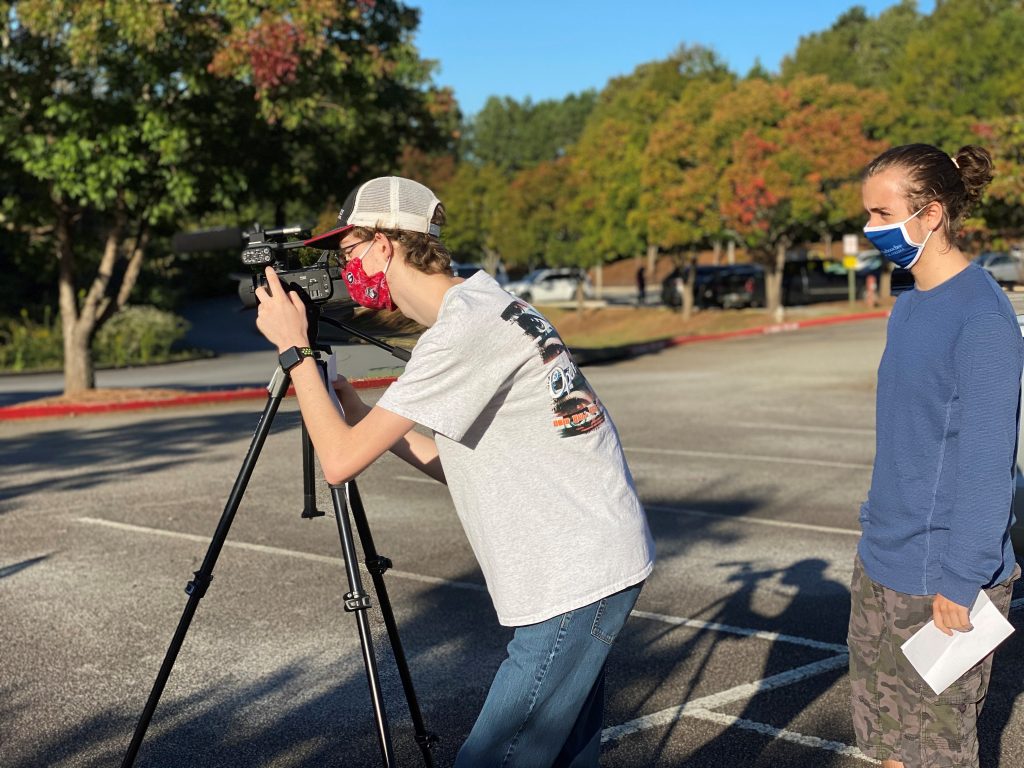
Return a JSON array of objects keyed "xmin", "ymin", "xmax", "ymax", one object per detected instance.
[{"xmin": 863, "ymin": 206, "xmax": 933, "ymax": 269}]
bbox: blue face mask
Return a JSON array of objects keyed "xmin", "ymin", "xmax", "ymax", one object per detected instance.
[{"xmin": 863, "ymin": 206, "xmax": 933, "ymax": 269}]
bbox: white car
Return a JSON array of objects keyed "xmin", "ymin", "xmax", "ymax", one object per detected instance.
[
  {"xmin": 978, "ymin": 252, "xmax": 1024, "ymax": 285},
  {"xmin": 504, "ymin": 268, "xmax": 594, "ymax": 304}
]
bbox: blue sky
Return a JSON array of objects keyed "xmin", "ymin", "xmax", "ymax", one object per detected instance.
[{"xmin": 412, "ymin": 1, "xmax": 936, "ymax": 117}]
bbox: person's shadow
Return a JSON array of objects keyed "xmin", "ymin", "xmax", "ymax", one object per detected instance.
[
  {"xmin": 614, "ymin": 557, "xmax": 851, "ymax": 767},
  {"xmin": 978, "ymin": 558, "xmax": 1024, "ymax": 767}
]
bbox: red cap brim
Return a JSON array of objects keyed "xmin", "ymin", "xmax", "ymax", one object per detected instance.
[{"xmin": 304, "ymin": 224, "xmax": 354, "ymax": 250}]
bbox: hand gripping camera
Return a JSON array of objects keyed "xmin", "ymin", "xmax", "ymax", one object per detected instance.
[{"xmin": 238, "ymin": 224, "xmax": 355, "ymax": 317}]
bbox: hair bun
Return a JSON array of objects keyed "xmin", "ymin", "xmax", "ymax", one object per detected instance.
[{"xmin": 953, "ymin": 145, "xmax": 994, "ymax": 206}]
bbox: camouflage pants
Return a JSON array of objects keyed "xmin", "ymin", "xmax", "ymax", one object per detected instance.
[{"xmin": 847, "ymin": 557, "xmax": 1018, "ymax": 767}]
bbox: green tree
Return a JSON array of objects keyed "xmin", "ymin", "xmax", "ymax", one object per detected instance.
[
  {"xmin": 890, "ymin": 0, "xmax": 1024, "ymax": 145},
  {"xmin": 491, "ymin": 157, "xmax": 578, "ymax": 271},
  {"xmin": 464, "ymin": 92, "xmax": 597, "ymax": 173},
  {"xmin": 437, "ymin": 162, "xmax": 509, "ymax": 273},
  {"xmin": 0, "ymin": 0, "xmax": 455, "ymax": 394},
  {"xmin": 781, "ymin": 1, "xmax": 923, "ymax": 89}
]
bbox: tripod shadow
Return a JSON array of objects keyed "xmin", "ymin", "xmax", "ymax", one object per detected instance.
[
  {"xmin": 0, "ymin": 554, "xmax": 50, "ymax": 579},
  {"xmin": 0, "ymin": 409, "xmax": 304, "ymax": 515}
]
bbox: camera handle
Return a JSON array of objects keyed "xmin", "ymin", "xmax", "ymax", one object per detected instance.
[{"xmin": 121, "ymin": 311, "xmax": 436, "ymax": 768}]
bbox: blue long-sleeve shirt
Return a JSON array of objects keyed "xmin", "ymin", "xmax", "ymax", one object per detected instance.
[{"xmin": 858, "ymin": 263, "xmax": 1024, "ymax": 608}]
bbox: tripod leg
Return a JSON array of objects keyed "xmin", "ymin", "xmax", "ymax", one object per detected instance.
[
  {"xmin": 121, "ymin": 370, "xmax": 290, "ymax": 768},
  {"xmin": 347, "ymin": 480, "xmax": 438, "ymax": 767},
  {"xmin": 300, "ymin": 422, "xmax": 325, "ymax": 518},
  {"xmin": 330, "ymin": 485, "xmax": 397, "ymax": 768}
]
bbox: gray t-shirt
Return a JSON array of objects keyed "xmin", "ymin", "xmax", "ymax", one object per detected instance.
[{"xmin": 376, "ymin": 272, "xmax": 655, "ymax": 626}]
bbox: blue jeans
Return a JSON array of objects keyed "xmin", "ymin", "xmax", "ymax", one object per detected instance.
[{"xmin": 454, "ymin": 582, "xmax": 643, "ymax": 768}]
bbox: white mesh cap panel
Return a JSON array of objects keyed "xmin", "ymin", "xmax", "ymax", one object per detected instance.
[{"xmin": 348, "ymin": 177, "xmax": 441, "ymax": 236}]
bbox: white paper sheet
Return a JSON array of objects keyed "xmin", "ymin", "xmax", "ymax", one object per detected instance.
[{"xmin": 901, "ymin": 590, "xmax": 1014, "ymax": 696}]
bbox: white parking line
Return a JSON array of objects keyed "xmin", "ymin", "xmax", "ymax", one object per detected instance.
[
  {"xmin": 627, "ymin": 446, "xmax": 873, "ymax": 471},
  {"xmin": 601, "ymin": 654, "xmax": 862, "ymax": 760},
  {"xmin": 644, "ymin": 504, "xmax": 861, "ymax": 537},
  {"xmin": 630, "ymin": 609, "xmax": 848, "ymax": 653},
  {"xmin": 75, "ymin": 516, "xmax": 488, "ymax": 593},
  {"xmin": 667, "ymin": 708, "xmax": 873, "ymax": 763},
  {"xmin": 75, "ymin": 516, "xmax": 854, "ymax": 647}
]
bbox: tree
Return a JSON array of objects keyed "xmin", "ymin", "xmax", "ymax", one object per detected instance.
[
  {"xmin": 463, "ymin": 92, "xmax": 597, "ymax": 173},
  {"xmin": 781, "ymin": 2, "xmax": 923, "ymax": 89},
  {"xmin": 437, "ymin": 162, "xmax": 509, "ymax": 272},
  {"xmin": 889, "ymin": 0, "xmax": 1024, "ymax": 146},
  {"xmin": 641, "ymin": 76, "xmax": 737, "ymax": 317},
  {"xmin": 570, "ymin": 46, "xmax": 732, "ymax": 286},
  {"xmin": 674, "ymin": 76, "xmax": 888, "ymax": 312},
  {"xmin": 973, "ymin": 118, "xmax": 1024, "ymax": 237},
  {"xmin": 491, "ymin": 157, "xmax": 578, "ymax": 272},
  {"xmin": 0, "ymin": 0, "xmax": 456, "ymax": 394}
]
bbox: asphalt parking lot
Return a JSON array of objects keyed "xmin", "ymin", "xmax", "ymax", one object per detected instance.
[{"xmin": 2, "ymin": 317, "xmax": 1023, "ymax": 767}]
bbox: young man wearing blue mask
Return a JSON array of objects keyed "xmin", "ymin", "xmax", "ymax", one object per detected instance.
[
  {"xmin": 254, "ymin": 176, "xmax": 655, "ymax": 767},
  {"xmin": 849, "ymin": 144, "xmax": 1023, "ymax": 768}
]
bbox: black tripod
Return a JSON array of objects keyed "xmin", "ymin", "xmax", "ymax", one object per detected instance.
[{"xmin": 121, "ymin": 307, "xmax": 436, "ymax": 768}]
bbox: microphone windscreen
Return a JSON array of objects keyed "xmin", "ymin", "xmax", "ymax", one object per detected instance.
[{"xmin": 172, "ymin": 227, "xmax": 246, "ymax": 253}]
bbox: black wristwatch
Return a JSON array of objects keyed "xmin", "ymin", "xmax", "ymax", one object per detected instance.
[{"xmin": 278, "ymin": 345, "xmax": 315, "ymax": 372}]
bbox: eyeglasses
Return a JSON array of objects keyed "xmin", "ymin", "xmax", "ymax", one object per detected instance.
[{"xmin": 338, "ymin": 239, "xmax": 371, "ymax": 263}]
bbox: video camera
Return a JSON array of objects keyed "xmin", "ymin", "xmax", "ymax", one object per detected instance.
[
  {"xmin": 237, "ymin": 223, "xmax": 357, "ymax": 318},
  {"xmin": 171, "ymin": 222, "xmax": 356, "ymax": 317}
]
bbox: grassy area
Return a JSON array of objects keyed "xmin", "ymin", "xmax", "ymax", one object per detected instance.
[
  {"xmin": 546, "ymin": 301, "xmax": 889, "ymax": 348},
  {"xmin": 357, "ymin": 299, "xmax": 891, "ymax": 351}
]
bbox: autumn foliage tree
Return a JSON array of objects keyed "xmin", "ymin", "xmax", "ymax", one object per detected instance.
[{"xmin": 0, "ymin": 0, "xmax": 455, "ymax": 394}]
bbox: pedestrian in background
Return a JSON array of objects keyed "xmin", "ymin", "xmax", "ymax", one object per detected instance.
[
  {"xmin": 636, "ymin": 264, "xmax": 646, "ymax": 307},
  {"xmin": 849, "ymin": 143, "xmax": 1023, "ymax": 768}
]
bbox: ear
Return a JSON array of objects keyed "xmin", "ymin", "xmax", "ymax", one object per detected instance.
[
  {"xmin": 372, "ymin": 231, "xmax": 394, "ymax": 258},
  {"xmin": 922, "ymin": 200, "xmax": 945, "ymax": 232}
]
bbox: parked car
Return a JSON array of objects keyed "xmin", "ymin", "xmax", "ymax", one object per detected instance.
[
  {"xmin": 976, "ymin": 252, "xmax": 1024, "ymax": 286},
  {"xmin": 781, "ymin": 257, "xmax": 879, "ymax": 305},
  {"xmin": 661, "ymin": 264, "xmax": 767, "ymax": 310},
  {"xmin": 715, "ymin": 264, "xmax": 765, "ymax": 309},
  {"xmin": 451, "ymin": 261, "xmax": 509, "ymax": 285},
  {"xmin": 504, "ymin": 268, "xmax": 593, "ymax": 303},
  {"xmin": 661, "ymin": 266, "xmax": 722, "ymax": 309}
]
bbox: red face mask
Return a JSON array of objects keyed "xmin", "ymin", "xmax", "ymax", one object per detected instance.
[{"xmin": 341, "ymin": 242, "xmax": 396, "ymax": 311}]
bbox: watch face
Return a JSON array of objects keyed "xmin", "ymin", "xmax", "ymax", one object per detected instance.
[{"xmin": 279, "ymin": 347, "xmax": 302, "ymax": 371}]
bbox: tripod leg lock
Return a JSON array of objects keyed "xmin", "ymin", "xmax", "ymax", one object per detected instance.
[
  {"xmin": 366, "ymin": 555, "xmax": 393, "ymax": 575},
  {"xmin": 343, "ymin": 591, "xmax": 373, "ymax": 612},
  {"xmin": 416, "ymin": 731, "xmax": 440, "ymax": 750},
  {"xmin": 185, "ymin": 570, "xmax": 211, "ymax": 599}
]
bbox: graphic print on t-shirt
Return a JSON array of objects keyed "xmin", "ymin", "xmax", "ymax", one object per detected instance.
[{"xmin": 501, "ymin": 299, "xmax": 607, "ymax": 437}]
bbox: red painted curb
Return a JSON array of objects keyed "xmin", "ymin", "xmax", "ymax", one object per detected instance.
[
  {"xmin": 0, "ymin": 375, "xmax": 400, "ymax": 421},
  {"xmin": 0, "ymin": 310, "xmax": 890, "ymax": 421}
]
